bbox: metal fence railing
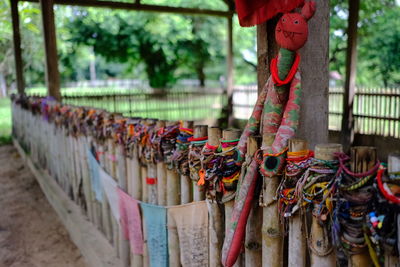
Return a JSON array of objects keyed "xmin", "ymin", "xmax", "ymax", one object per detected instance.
[{"xmin": 232, "ymin": 86, "xmax": 400, "ymax": 139}]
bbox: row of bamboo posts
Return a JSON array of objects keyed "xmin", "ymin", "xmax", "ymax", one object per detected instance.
[{"xmin": 11, "ymin": 96, "xmax": 400, "ymax": 267}]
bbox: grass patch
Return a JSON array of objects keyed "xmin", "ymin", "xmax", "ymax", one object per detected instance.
[{"xmin": 0, "ymin": 97, "xmax": 11, "ymax": 145}]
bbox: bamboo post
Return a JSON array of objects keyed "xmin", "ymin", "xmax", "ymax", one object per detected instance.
[
  {"xmin": 89, "ymin": 140, "xmax": 102, "ymax": 231},
  {"xmin": 287, "ymin": 139, "xmax": 308, "ymax": 267},
  {"xmin": 261, "ymin": 133, "xmax": 283, "ymax": 267},
  {"xmin": 166, "ymin": 121, "xmax": 180, "ymax": 206},
  {"xmin": 141, "ymin": 165, "xmax": 148, "ymax": 202},
  {"xmin": 106, "ymin": 137, "xmax": 118, "ymax": 246},
  {"xmin": 180, "ymin": 120, "xmax": 193, "ymax": 204},
  {"xmin": 192, "ymin": 125, "xmax": 207, "ymax": 201},
  {"xmin": 245, "ymin": 135, "xmax": 262, "ymax": 267},
  {"xmin": 166, "ymin": 120, "xmax": 180, "ymax": 266},
  {"xmin": 117, "ymin": 142, "xmax": 130, "ymax": 267},
  {"xmin": 131, "ymin": 138, "xmax": 142, "ymax": 201},
  {"xmin": 80, "ymin": 134, "xmax": 94, "ymax": 222},
  {"xmin": 127, "ymin": 156, "xmax": 133, "ymax": 196},
  {"xmin": 156, "ymin": 120, "xmax": 167, "ymax": 205},
  {"xmin": 128, "ymin": 121, "xmax": 144, "ymax": 267},
  {"xmin": 222, "ymin": 129, "xmax": 243, "ymax": 267},
  {"xmin": 207, "ymin": 126, "xmax": 224, "ymax": 267},
  {"xmin": 386, "ymin": 152, "xmax": 400, "ymax": 267},
  {"xmin": 100, "ymin": 139, "xmax": 113, "ymax": 241},
  {"xmin": 147, "ymin": 119, "xmax": 158, "ymax": 205},
  {"xmin": 140, "ymin": 119, "xmax": 148, "ymax": 203},
  {"xmin": 311, "ymin": 144, "xmax": 340, "ymax": 267},
  {"xmin": 349, "ymin": 146, "xmax": 376, "ymax": 267}
]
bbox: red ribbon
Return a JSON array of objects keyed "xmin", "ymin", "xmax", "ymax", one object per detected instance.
[
  {"xmin": 188, "ymin": 136, "xmax": 208, "ymax": 142},
  {"xmin": 377, "ymin": 168, "xmax": 400, "ymax": 204},
  {"xmin": 146, "ymin": 177, "xmax": 157, "ymax": 185}
]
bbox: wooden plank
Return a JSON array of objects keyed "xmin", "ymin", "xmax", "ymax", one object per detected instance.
[
  {"xmin": 340, "ymin": 0, "xmax": 360, "ymax": 151},
  {"xmin": 10, "ymin": 0, "xmax": 25, "ymax": 95},
  {"xmin": 24, "ymin": 0, "xmax": 233, "ymax": 17},
  {"xmin": 13, "ymin": 138, "xmax": 120, "ymax": 267},
  {"xmin": 39, "ymin": 0, "xmax": 61, "ymax": 101},
  {"xmin": 297, "ymin": 0, "xmax": 330, "ymax": 148}
]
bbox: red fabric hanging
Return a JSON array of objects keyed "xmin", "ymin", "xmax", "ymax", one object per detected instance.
[{"xmin": 235, "ymin": 0, "xmax": 305, "ymax": 27}]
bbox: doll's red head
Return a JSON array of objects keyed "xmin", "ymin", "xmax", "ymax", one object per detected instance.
[{"xmin": 275, "ymin": 1, "xmax": 316, "ymax": 51}]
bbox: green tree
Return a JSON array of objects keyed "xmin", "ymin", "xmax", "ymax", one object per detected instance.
[{"xmin": 329, "ymin": 0, "xmax": 398, "ymax": 87}]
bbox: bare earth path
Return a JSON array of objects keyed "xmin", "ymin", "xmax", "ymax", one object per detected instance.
[{"xmin": 0, "ymin": 145, "xmax": 86, "ymax": 267}]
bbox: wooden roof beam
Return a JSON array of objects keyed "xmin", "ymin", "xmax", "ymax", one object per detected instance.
[{"xmin": 21, "ymin": 0, "xmax": 234, "ymax": 17}]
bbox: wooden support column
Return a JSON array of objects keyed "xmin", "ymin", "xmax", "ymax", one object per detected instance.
[
  {"xmin": 227, "ymin": 15, "xmax": 233, "ymax": 94},
  {"xmin": 225, "ymin": 14, "xmax": 234, "ymax": 126},
  {"xmin": 39, "ymin": 0, "xmax": 61, "ymax": 101},
  {"xmin": 297, "ymin": 0, "xmax": 330, "ymax": 148},
  {"xmin": 341, "ymin": 0, "xmax": 360, "ymax": 152},
  {"xmin": 256, "ymin": 18, "xmax": 279, "ymax": 94},
  {"xmin": 10, "ymin": 0, "xmax": 25, "ymax": 95}
]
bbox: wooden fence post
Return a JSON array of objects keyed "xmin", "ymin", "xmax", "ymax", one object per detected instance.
[
  {"xmin": 287, "ymin": 139, "xmax": 308, "ymax": 267},
  {"xmin": 206, "ymin": 126, "xmax": 223, "ymax": 267},
  {"xmin": 107, "ymin": 128, "xmax": 119, "ymax": 248},
  {"xmin": 261, "ymin": 133, "xmax": 283, "ymax": 267},
  {"xmin": 166, "ymin": 121, "xmax": 180, "ymax": 206},
  {"xmin": 139, "ymin": 119, "xmax": 148, "ymax": 204},
  {"xmin": 245, "ymin": 135, "xmax": 262, "ymax": 267},
  {"xmin": 349, "ymin": 146, "xmax": 377, "ymax": 267},
  {"xmin": 166, "ymin": 121, "xmax": 181, "ymax": 267},
  {"xmin": 180, "ymin": 120, "xmax": 193, "ymax": 204},
  {"xmin": 117, "ymin": 141, "xmax": 130, "ymax": 267},
  {"xmin": 311, "ymin": 144, "xmax": 341, "ymax": 267},
  {"xmin": 192, "ymin": 125, "xmax": 207, "ymax": 201},
  {"xmin": 100, "ymin": 139, "xmax": 113, "ymax": 242},
  {"xmin": 127, "ymin": 119, "xmax": 143, "ymax": 267},
  {"xmin": 222, "ymin": 129, "xmax": 243, "ymax": 266},
  {"xmin": 130, "ymin": 120, "xmax": 142, "ymax": 202},
  {"xmin": 156, "ymin": 120, "xmax": 167, "ymax": 205},
  {"xmin": 146, "ymin": 119, "xmax": 158, "ymax": 204}
]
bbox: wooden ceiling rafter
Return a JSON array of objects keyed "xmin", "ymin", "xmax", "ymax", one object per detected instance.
[{"xmin": 17, "ymin": 0, "xmax": 234, "ymax": 18}]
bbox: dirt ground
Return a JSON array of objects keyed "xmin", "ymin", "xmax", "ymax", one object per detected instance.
[{"xmin": 0, "ymin": 145, "xmax": 86, "ymax": 267}]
